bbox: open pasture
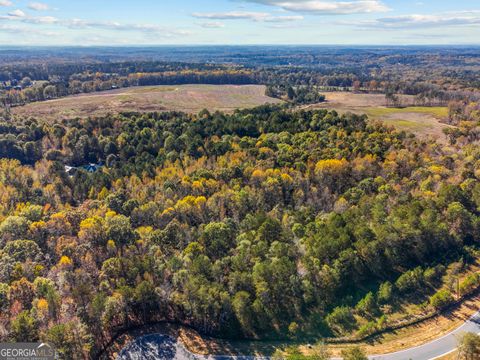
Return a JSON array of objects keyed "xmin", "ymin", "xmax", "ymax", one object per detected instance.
[
  {"xmin": 12, "ymin": 84, "xmax": 282, "ymax": 121},
  {"xmin": 308, "ymin": 92, "xmax": 452, "ymax": 142}
]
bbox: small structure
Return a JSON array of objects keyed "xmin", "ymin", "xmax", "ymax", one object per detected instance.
[
  {"xmin": 82, "ymin": 163, "xmax": 103, "ymax": 173},
  {"xmin": 65, "ymin": 163, "xmax": 103, "ymax": 176},
  {"xmin": 64, "ymin": 165, "xmax": 77, "ymax": 177}
]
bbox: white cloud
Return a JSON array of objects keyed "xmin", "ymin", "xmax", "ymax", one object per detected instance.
[
  {"xmin": 193, "ymin": 11, "xmax": 270, "ymax": 21},
  {"xmin": 0, "ymin": 24, "xmax": 22, "ymax": 32},
  {"xmin": 198, "ymin": 21, "xmax": 225, "ymax": 28},
  {"xmin": 28, "ymin": 2, "xmax": 49, "ymax": 11},
  {"xmin": 8, "ymin": 9, "xmax": 25, "ymax": 17},
  {"xmin": 243, "ymin": 0, "xmax": 389, "ymax": 15},
  {"xmin": 0, "ymin": 0, "xmax": 12, "ymax": 6},
  {"xmin": 267, "ymin": 23, "xmax": 304, "ymax": 28},
  {"xmin": 0, "ymin": 23, "xmax": 58, "ymax": 36},
  {"xmin": 265, "ymin": 15, "xmax": 304, "ymax": 22},
  {"xmin": 24, "ymin": 15, "xmax": 58, "ymax": 24},
  {"xmin": 0, "ymin": 12, "xmax": 191, "ymax": 38},
  {"xmin": 192, "ymin": 11, "xmax": 303, "ymax": 22},
  {"xmin": 64, "ymin": 19, "xmax": 191, "ymax": 36},
  {"xmin": 357, "ymin": 11, "xmax": 480, "ymax": 29}
]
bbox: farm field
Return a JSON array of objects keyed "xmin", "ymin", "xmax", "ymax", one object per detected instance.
[
  {"xmin": 307, "ymin": 92, "xmax": 452, "ymax": 142},
  {"xmin": 12, "ymin": 84, "xmax": 282, "ymax": 121}
]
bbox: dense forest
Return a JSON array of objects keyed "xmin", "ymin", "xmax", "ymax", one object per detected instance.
[{"xmin": 2, "ymin": 99, "xmax": 480, "ymax": 358}]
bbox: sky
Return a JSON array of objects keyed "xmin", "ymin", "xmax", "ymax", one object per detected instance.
[{"xmin": 0, "ymin": 0, "xmax": 479, "ymax": 45}]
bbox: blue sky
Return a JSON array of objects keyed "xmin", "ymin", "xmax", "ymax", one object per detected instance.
[{"xmin": 0, "ymin": 0, "xmax": 479, "ymax": 45}]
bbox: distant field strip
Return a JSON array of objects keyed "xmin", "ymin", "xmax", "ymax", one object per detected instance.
[{"xmin": 12, "ymin": 84, "xmax": 282, "ymax": 121}]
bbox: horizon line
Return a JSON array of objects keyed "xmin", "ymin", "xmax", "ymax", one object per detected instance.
[{"xmin": 0, "ymin": 44, "xmax": 480, "ymax": 48}]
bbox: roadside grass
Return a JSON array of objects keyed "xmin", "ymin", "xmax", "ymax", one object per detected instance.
[
  {"xmin": 323, "ymin": 259, "xmax": 480, "ymax": 357},
  {"xmin": 321, "ymin": 291, "xmax": 480, "ymax": 357}
]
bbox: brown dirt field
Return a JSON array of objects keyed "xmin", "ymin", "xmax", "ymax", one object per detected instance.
[{"xmin": 12, "ymin": 84, "xmax": 282, "ymax": 122}]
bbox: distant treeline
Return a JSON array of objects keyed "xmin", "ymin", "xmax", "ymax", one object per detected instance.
[{"xmin": 2, "ymin": 50, "xmax": 480, "ymax": 108}]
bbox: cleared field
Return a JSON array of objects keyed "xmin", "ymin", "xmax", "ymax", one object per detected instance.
[
  {"xmin": 365, "ymin": 108, "xmax": 451, "ymax": 140},
  {"xmin": 307, "ymin": 92, "xmax": 452, "ymax": 142},
  {"xmin": 13, "ymin": 84, "xmax": 282, "ymax": 121},
  {"xmin": 313, "ymin": 91, "xmax": 416, "ymax": 108}
]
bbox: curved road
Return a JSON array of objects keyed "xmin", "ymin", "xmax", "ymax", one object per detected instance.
[
  {"xmin": 366, "ymin": 310, "xmax": 480, "ymax": 360},
  {"xmin": 117, "ymin": 311, "xmax": 480, "ymax": 360}
]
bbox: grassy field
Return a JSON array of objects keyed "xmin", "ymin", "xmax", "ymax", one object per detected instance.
[
  {"xmin": 307, "ymin": 92, "xmax": 452, "ymax": 142},
  {"xmin": 13, "ymin": 84, "xmax": 282, "ymax": 122},
  {"xmin": 365, "ymin": 108, "xmax": 451, "ymax": 140}
]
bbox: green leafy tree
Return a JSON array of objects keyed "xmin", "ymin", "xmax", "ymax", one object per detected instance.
[
  {"xmin": 377, "ymin": 281, "xmax": 393, "ymax": 304},
  {"xmin": 429, "ymin": 289, "xmax": 454, "ymax": 310},
  {"xmin": 355, "ymin": 292, "xmax": 378, "ymax": 317},
  {"xmin": 326, "ymin": 306, "xmax": 357, "ymax": 335},
  {"xmin": 200, "ymin": 221, "xmax": 236, "ymax": 259},
  {"xmin": 10, "ymin": 311, "xmax": 38, "ymax": 342},
  {"xmin": 458, "ymin": 332, "xmax": 480, "ymax": 360}
]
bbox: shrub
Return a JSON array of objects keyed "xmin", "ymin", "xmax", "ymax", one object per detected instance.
[
  {"xmin": 457, "ymin": 332, "xmax": 480, "ymax": 359},
  {"xmin": 355, "ymin": 292, "xmax": 377, "ymax": 317},
  {"xmin": 326, "ymin": 306, "xmax": 357, "ymax": 335},
  {"xmin": 459, "ymin": 273, "xmax": 480, "ymax": 296},
  {"xmin": 357, "ymin": 321, "xmax": 377, "ymax": 338},
  {"xmin": 341, "ymin": 346, "xmax": 368, "ymax": 360},
  {"xmin": 424, "ymin": 265, "xmax": 446, "ymax": 286},
  {"xmin": 377, "ymin": 281, "xmax": 393, "ymax": 304},
  {"xmin": 396, "ymin": 267, "xmax": 424, "ymax": 294},
  {"xmin": 429, "ymin": 289, "xmax": 454, "ymax": 310}
]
